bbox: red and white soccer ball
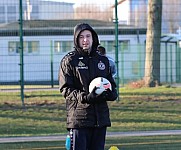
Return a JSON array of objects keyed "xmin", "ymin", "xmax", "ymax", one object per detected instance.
[{"xmin": 89, "ymin": 77, "xmax": 112, "ymax": 95}]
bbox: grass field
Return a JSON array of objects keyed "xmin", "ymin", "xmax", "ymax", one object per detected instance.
[
  {"xmin": 1, "ymin": 135, "xmax": 181, "ymax": 150},
  {"xmin": 0, "ymin": 85, "xmax": 181, "ymax": 149}
]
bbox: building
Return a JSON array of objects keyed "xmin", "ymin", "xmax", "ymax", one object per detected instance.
[
  {"xmin": 113, "ymin": 0, "xmax": 181, "ymax": 33},
  {"xmin": 113, "ymin": 0, "xmax": 147, "ymax": 27},
  {"xmin": 0, "ymin": 19, "xmax": 147, "ymax": 85},
  {"xmin": 0, "ymin": 19, "xmax": 180, "ymax": 85},
  {"xmin": 0, "ymin": 0, "xmax": 74, "ymax": 24}
]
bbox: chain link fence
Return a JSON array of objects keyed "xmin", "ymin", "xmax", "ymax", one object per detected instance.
[
  {"xmin": 0, "ymin": 0, "xmax": 181, "ymax": 91},
  {"xmin": 0, "ymin": 1, "xmax": 181, "ymax": 149}
]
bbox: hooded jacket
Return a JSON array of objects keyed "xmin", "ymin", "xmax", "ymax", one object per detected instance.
[{"xmin": 59, "ymin": 23, "xmax": 117, "ymax": 129}]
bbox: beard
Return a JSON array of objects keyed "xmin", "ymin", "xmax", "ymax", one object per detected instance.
[{"xmin": 82, "ymin": 47, "xmax": 92, "ymax": 55}]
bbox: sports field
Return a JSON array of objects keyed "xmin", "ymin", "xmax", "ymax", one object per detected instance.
[
  {"xmin": 1, "ymin": 135, "xmax": 181, "ymax": 149},
  {"xmin": 0, "ymin": 85, "xmax": 181, "ymax": 149}
]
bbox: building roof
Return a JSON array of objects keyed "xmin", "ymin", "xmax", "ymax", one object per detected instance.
[
  {"xmin": 0, "ymin": 19, "xmax": 128, "ymax": 29},
  {"xmin": 0, "ymin": 19, "xmax": 146, "ymax": 36}
]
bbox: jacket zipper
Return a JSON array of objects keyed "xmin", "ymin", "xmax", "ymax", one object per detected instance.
[{"xmin": 89, "ymin": 56, "xmax": 100, "ymax": 127}]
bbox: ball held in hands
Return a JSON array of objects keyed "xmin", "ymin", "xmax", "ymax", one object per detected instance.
[{"xmin": 89, "ymin": 77, "xmax": 112, "ymax": 95}]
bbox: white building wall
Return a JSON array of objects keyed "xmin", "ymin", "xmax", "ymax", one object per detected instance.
[
  {"xmin": 2, "ymin": 33, "xmax": 178, "ymax": 83},
  {"xmin": 0, "ymin": 36, "xmax": 20, "ymax": 82},
  {"xmin": 0, "ymin": 35, "xmax": 73, "ymax": 82},
  {"xmin": 1, "ymin": 33, "xmax": 179, "ymax": 83},
  {"xmin": 0, "ymin": 32, "xmax": 176, "ymax": 82}
]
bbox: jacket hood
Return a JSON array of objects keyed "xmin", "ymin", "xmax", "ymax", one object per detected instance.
[{"xmin": 74, "ymin": 23, "xmax": 99, "ymax": 55}]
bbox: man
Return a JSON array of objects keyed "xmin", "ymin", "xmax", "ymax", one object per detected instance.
[
  {"xmin": 97, "ymin": 45, "xmax": 117, "ymax": 79},
  {"xmin": 59, "ymin": 23, "xmax": 118, "ymax": 150}
]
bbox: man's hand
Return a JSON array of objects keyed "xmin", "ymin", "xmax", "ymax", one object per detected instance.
[
  {"xmin": 104, "ymin": 88, "xmax": 118, "ymax": 101},
  {"xmin": 86, "ymin": 87, "xmax": 117, "ymax": 104},
  {"xmin": 86, "ymin": 87, "xmax": 108, "ymax": 104},
  {"xmin": 87, "ymin": 86, "xmax": 98, "ymax": 103}
]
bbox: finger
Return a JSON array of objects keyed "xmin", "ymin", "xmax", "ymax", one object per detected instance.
[
  {"xmin": 105, "ymin": 88, "xmax": 111, "ymax": 92},
  {"xmin": 92, "ymin": 86, "xmax": 97, "ymax": 92}
]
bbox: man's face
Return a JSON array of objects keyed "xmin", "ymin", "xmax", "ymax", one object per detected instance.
[{"xmin": 78, "ymin": 30, "xmax": 93, "ymax": 51}]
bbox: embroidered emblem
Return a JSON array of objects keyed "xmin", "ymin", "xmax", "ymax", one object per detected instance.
[
  {"xmin": 98, "ymin": 61, "xmax": 105, "ymax": 70},
  {"xmin": 77, "ymin": 61, "xmax": 88, "ymax": 69},
  {"xmin": 78, "ymin": 61, "xmax": 85, "ymax": 67}
]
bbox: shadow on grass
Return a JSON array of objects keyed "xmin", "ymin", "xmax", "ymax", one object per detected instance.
[{"xmin": 111, "ymin": 118, "xmax": 181, "ymax": 125}]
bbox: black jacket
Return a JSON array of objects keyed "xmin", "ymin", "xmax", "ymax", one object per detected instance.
[{"xmin": 59, "ymin": 23, "xmax": 117, "ymax": 129}]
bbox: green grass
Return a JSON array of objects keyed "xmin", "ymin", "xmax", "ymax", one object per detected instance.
[
  {"xmin": 0, "ymin": 86, "xmax": 181, "ymax": 136},
  {"xmin": 106, "ymin": 135, "xmax": 181, "ymax": 150},
  {"xmin": 1, "ymin": 135, "xmax": 181, "ymax": 150},
  {"xmin": 0, "ymin": 86, "xmax": 181, "ymax": 149}
]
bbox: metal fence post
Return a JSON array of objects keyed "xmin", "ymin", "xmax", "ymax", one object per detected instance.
[
  {"xmin": 114, "ymin": 0, "xmax": 120, "ymax": 101},
  {"xmin": 170, "ymin": 45, "xmax": 173, "ymax": 84},
  {"xmin": 165, "ymin": 43, "xmax": 168, "ymax": 82},
  {"xmin": 50, "ymin": 40, "xmax": 54, "ymax": 88},
  {"xmin": 19, "ymin": 0, "xmax": 25, "ymax": 107}
]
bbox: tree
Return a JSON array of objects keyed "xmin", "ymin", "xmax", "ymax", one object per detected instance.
[
  {"xmin": 144, "ymin": 0, "xmax": 162, "ymax": 87},
  {"xmin": 74, "ymin": 3, "xmax": 113, "ymax": 22}
]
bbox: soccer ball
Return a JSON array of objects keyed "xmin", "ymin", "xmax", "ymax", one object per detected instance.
[{"xmin": 89, "ymin": 77, "xmax": 112, "ymax": 95}]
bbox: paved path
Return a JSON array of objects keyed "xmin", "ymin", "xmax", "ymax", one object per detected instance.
[
  {"xmin": 0, "ymin": 87, "xmax": 59, "ymax": 92},
  {"xmin": 0, "ymin": 130, "xmax": 181, "ymax": 143}
]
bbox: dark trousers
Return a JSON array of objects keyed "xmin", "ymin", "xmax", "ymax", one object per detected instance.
[{"xmin": 70, "ymin": 127, "xmax": 107, "ymax": 150}]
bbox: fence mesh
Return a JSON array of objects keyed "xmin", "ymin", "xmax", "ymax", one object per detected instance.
[
  {"xmin": 0, "ymin": 0, "xmax": 181, "ymax": 90},
  {"xmin": 0, "ymin": 0, "xmax": 181, "ymax": 149}
]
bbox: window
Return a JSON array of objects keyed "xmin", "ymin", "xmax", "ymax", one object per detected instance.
[
  {"xmin": 8, "ymin": 41, "xmax": 39, "ymax": 55},
  {"xmin": 54, "ymin": 41, "xmax": 61, "ymax": 53},
  {"xmin": 179, "ymin": 41, "xmax": 181, "ymax": 48},
  {"xmin": 62, "ymin": 41, "xmax": 73, "ymax": 52},
  {"xmin": 28, "ymin": 41, "xmax": 39, "ymax": 53},
  {"xmin": 119, "ymin": 40, "xmax": 130, "ymax": 52},
  {"xmin": 54, "ymin": 41, "xmax": 73, "ymax": 53},
  {"xmin": 99, "ymin": 40, "xmax": 130, "ymax": 53},
  {"xmin": 8, "ymin": 42, "xmax": 19, "ymax": 54},
  {"xmin": 99, "ymin": 41, "xmax": 114, "ymax": 53},
  {"xmin": 99, "ymin": 41, "xmax": 106, "ymax": 48}
]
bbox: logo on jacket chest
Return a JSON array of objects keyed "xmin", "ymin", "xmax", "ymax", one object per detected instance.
[
  {"xmin": 98, "ymin": 61, "xmax": 105, "ymax": 70},
  {"xmin": 77, "ymin": 61, "xmax": 88, "ymax": 69}
]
